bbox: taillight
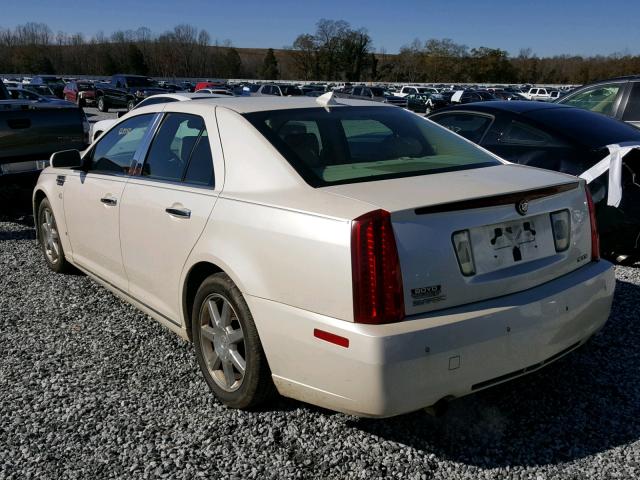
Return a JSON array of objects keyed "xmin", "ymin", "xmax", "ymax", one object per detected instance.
[
  {"xmin": 585, "ymin": 185, "xmax": 600, "ymax": 261},
  {"xmin": 351, "ymin": 209, "xmax": 404, "ymax": 324}
]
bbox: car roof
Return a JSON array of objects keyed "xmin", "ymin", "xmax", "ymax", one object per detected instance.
[
  {"xmin": 186, "ymin": 96, "xmax": 388, "ymax": 113},
  {"xmin": 433, "ymin": 100, "xmax": 570, "ymax": 115}
]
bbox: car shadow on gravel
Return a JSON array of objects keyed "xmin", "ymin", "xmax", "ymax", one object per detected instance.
[{"xmin": 349, "ymin": 276, "xmax": 640, "ymax": 468}]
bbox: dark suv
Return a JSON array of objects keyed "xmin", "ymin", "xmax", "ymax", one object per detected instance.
[{"xmin": 557, "ymin": 76, "xmax": 640, "ymax": 129}]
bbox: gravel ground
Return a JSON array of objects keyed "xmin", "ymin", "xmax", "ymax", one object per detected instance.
[{"xmin": 1, "ymin": 214, "xmax": 640, "ymax": 480}]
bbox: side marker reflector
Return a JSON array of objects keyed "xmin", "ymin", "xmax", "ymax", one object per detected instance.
[{"xmin": 314, "ymin": 328, "xmax": 349, "ymax": 348}]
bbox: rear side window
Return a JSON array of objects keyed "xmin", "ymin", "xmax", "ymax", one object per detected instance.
[
  {"xmin": 142, "ymin": 113, "xmax": 214, "ymax": 187},
  {"xmin": 88, "ymin": 114, "xmax": 154, "ymax": 175},
  {"xmin": 430, "ymin": 113, "xmax": 492, "ymax": 143},
  {"xmin": 501, "ymin": 120, "xmax": 557, "ymax": 146},
  {"xmin": 244, "ymin": 106, "xmax": 500, "ymax": 187}
]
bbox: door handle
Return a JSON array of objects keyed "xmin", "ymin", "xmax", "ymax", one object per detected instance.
[
  {"xmin": 100, "ymin": 196, "xmax": 117, "ymax": 206},
  {"xmin": 165, "ymin": 207, "xmax": 191, "ymax": 218}
]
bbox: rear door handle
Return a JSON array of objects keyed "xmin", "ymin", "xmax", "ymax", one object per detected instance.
[
  {"xmin": 165, "ymin": 207, "xmax": 191, "ymax": 218},
  {"xmin": 100, "ymin": 196, "xmax": 117, "ymax": 206}
]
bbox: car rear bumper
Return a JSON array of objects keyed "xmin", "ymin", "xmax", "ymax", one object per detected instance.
[{"xmin": 248, "ymin": 260, "xmax": 615, "ymax": 417}]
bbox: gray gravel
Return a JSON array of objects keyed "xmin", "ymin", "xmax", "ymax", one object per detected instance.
[{"xmin": 1, "ymin": 216, "xmax": 640, "ymax": 480}]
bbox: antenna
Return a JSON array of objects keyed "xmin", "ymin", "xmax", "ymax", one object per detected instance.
[{"xmin": 316, "ymin": 91, "xmax": 339, "ymax": 111}]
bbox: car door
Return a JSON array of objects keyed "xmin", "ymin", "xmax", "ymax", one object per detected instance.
[
  {"xmin": 119, "ymin": 111, "xmax": 222, "ymax": 322},
  {"xmin": 62, "ymin": 113, "xmax": 158, "ymax": 288}
]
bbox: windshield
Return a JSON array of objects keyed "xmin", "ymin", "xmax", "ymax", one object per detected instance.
[
  {"xmin": 244, "ymin": 106, "xmax": 500, "ymax": 187},
  {"xmin": 370, "ymin": 87, "xmax": 386, "ymax": 96},
  {"xmin": 77, "ymin": 82, "xmax": 93, "ymax": 91}
]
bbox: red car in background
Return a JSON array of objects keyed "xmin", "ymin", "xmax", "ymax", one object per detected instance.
[
  {"xmin": 63, "ymin": 81, "xmax": 96, "ymax": 107},
  {"xmin": 195, "ymin": 81, "xmax": 226, "ymax": 91}
]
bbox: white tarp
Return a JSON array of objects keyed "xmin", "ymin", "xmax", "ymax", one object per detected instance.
[
  {"xmin": 579, "ymin": 142, "xmax": 640, "ymax": 207},
  {"xmin": 450, "ymin": 90, "xmax": 464, "ymax": 103}
]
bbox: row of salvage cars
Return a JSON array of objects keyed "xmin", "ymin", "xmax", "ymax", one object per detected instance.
[{"xmin": 34, "ymin": 91, "xmax": 631, "ymax": 417}]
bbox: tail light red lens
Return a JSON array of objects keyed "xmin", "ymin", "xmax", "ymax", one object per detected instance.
[
  {"xmin": 351, "ymin": 209, "xmax": 405, "ymax": 324},
  {"xmin": 585, "ymin": 185, "xmax": 600, "ymax": 261}
]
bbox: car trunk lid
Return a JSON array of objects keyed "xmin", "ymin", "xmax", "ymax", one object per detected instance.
[{"xmin": 325, "ymin": 164, "xmax": 593, "ymax": 316}]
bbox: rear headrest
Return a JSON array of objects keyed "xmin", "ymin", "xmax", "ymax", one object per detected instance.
[{"xmin": 283, "ymin": 133, "xmax": 321, "ymax": 167}]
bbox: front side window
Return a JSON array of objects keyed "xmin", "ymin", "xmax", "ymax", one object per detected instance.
[
  {"xmin": 87, "ymin": 114, "xmax": 154, "ymax": 174},
  {"xmin": 561, "ymin": 83, "xmax": 624, "ymax": 116},
  {"xmin": 142, "ymin": 113, "xmax": 214, "ymax": 187},
  {"xmin": 245, "ymin": 106, "xmax": 500, "ymax": 187},
  {"xmin": 430, "ymin": 113, "xmax": 493, "ymax": 143}
]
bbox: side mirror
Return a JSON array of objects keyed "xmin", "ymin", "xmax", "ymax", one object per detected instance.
[
  {"xmin": 117, "ymin": 111, "xmax": 126, "ymax": 118},
  {"xmin": 50, "ymin": 149, "xmax": 82, "ymax": 169}
]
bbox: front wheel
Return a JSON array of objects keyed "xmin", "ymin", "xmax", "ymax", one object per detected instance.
[
  {"xmin": 192, "ymin": 273, "xmax": 274, "ymax": 409},
  {"xmin": 97, "ymin": 96, "xmax": 108, "ymax": 112},
  {"xmin": 38, "ymin": 198, "xmax": 71, "ymax": 273},
  {"xmin": 127, "ymin": 99, "xmax": 136, "ymax": 111}
]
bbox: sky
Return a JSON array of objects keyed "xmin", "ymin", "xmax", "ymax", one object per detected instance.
[{"xmin": 3, "ymin": 0, "xmax": 640, "ymax": 57}]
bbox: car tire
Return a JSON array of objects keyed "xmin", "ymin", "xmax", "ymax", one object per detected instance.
[
  {"xmin": 37, "ymin": 198, "xmax": 71, "ymax": 274},
  {"xmin": 127, "ymin": 99, "xmax": 136, "ymax": 111},
  {"xmin": 97, "ymin": 96, "xmax": 108, "ymax": 112},
  {"xmin": 192, "ymin": 273, "xmax": 274, "ymax": 409}
]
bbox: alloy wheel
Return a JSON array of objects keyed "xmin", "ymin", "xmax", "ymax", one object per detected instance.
[{"xmin": 199, "ymin": 294, "xmax": 247, "ymax": 392}]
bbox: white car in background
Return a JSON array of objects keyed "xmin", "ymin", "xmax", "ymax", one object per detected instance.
[
  {"xmin": 394, "ymin": 85, "xmax": 439, "ymax": 97},
  {"xmin": 524, "ymin": 87, "xmax": 553, "ymax": 101},
  {"xmin": 195, "ymin": 88, "xmax": 235, "ymax": 96},
  {"xmin": 90, "ymin": 92, "xmax": 221, "ymax": 141},
  {"xmin": 34, "ymin": 96, "xmax": 614, "ymax": 418}
]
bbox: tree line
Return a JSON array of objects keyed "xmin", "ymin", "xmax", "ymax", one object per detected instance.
[{"xmin": 1, "ymin": 21, "xmax": 639, "ymax": 84}]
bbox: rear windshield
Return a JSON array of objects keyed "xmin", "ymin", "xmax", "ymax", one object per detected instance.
[{"xmin": 244, "ymin": 106, "xmax": 500, "ymax": 187}]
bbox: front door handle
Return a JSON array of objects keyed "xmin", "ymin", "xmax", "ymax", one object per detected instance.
[
  {"xmin": 165, "ymin": 207, "xmax": 191, "ymax": 218},
  {"xmin": 100, "ymin": 196, "xmax": 117, "ymax": 206}
]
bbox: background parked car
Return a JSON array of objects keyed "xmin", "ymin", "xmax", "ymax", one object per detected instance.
[
  {"xmin": 348, "ymin": 86, "xmax": 408, "ymax": 107},
  {"xmin": 556, "ymin": 75, "xmax": 640, "ymax": 129},
  {"xmin": 94, "ymin": 74, "xmax": 168, "ymax": 112},
  {"xmin": 30, "ymin": 76, "xmax": 66, "ymax": 99},
  {"xmin": 0, "ymin": 81, "xmax": 88, "ymax": 178},
  {"xmin": 195, "ymin": 88, "xmax": 235, "ymax": 96},
  {"xmin": 428, "ymin": 101, "xmax": 640, "ymax": 259},
  {"xmin": 90, "ymin": 92, "xmax": 220, "ymax": 141},
  {"xmin": 524, "ymin": 87, "xmax": 552, "ymax": 101},
  {"xmin": 22, "ymin": 84, "xmax": 57, "ymax": 98},
  {"xmin": 7, "ymin": 88, "xmax": 79, "ymax": 107},
  {"xmin": 63, "ymin": 81, "xmax": 96, "ymax": 107}
]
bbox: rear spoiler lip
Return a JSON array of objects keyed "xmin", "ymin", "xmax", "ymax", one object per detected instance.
[{"xmin": 414, "ymin": 181, "xmax": 580, "ymax": 216}]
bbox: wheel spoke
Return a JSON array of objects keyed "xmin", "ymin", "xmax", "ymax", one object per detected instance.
[
  {"xmin": 227, "ymin": 328, "xmax": 243, "ymax": 345},
  {"xmin": 51, "ymin": 240, "xmax": 60, "ymax": 257},
  {"xmin": 44, "ymin": 210, "xmax": 52, "ymax": 228},
  {"xmin": 220, "ymin": 301, "xmax": 231, "ymax": 327},
  {"xmin": 201, "ymin": 324, "xmax": 217, "ymax": 342},
  {"xmin": 229, "ymin": 349, "xmax": 246, "ymax": 374},
  {"xmin": 206, "ymin": 350, "xmax": 221, "ymax": 371},
  {"xmin": 208, "ymin": 299, "xmax": 222, "ymax": 327},
  {"xmin": 222, "ymin": 360, "xmax": 235, "ymax": 387}
]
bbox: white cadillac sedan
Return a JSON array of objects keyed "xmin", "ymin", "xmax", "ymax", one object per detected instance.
[{"xmin": 33, "ymin": 96, "xmax": 615, "ymax": 418}]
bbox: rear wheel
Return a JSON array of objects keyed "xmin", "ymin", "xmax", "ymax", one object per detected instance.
[
  {"xmin": 127, "ymin": 99, "xmax": 136, "ymax": 111},
  {"xmin": 38, "ymin": 198, "xmax": 70, "ymax": 273},
  {"xmin": 97, "ymin": 96, "xmax": 108, "ymax": 112},
  {"xmin": 192, "ymin": 273, "xmax": 274, "ymax": 409}
]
